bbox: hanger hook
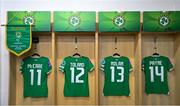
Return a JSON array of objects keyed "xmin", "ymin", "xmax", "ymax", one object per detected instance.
[
  {"xmin": 154, "ymin": 36, "xmax": 158, "ymax": 53},
  {"xmin": 33, "ymin": 43, "xmax": 37, "ymax": 50},
  {"xmin": 75, "ymin": 36, "xmax": 78, "ymax": 50},
  {"xmin": 115, "ymin": 37, "xmax": 117, "ymax": 50},
  {"xmin": 154, "ymin": 36, "xmax": 157, "ymax": 49}
]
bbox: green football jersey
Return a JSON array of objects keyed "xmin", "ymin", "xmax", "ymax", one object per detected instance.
[
  {"xmin": 20, "ymin": 56, "xmax": 52, "ymax": 97},
  {"xmin": 59, "ymin": 56, "xmax": 94, "ymax": 97},
  {"xmin": 142, "ymin": 55, "xmax": 173, "ymax": 95},
  {"xmin": 100, "ymin": 56, "xmax": 133, "ymax": 96}
]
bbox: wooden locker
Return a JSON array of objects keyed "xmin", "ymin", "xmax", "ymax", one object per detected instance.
[
  {"xmin": 55, "ymin": 33, "xmax": 97, "ymax": 105},
  {"xmin": 9, "ymin": 33, "xmax": 55, "ymax": 105}
]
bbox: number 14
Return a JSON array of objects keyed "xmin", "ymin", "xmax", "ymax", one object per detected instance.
[{"xmin": 149, "ymin": 66, "xmax": 164, "ymax": 82}]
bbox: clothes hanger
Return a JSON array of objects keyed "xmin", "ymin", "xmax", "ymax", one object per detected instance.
[
  {"xmin": 113, "ymin": 53, "xmax": 120, "ymax": 56},
  {"xmin": 113, "ymin": 37, "xmax": 120, "ymax": 57},
  {"xmin": 73, "ymin": 52, "xmax": 81, "ymax": 57},
  {"xmin": 152, "ymin": 52, "xmax": 159, "ymax": 56},
  {"xmin": 113, "ymin": 47, "xmax": 120, "ymax": 56},
  {"xmin": 32, "ymin": 37, "xmax": 40, "ymax": 57},
  {"xmin": 152, "ymin": 36, "xmax": 159, "ymax": 56},
  {"xmin": 73, "ymin": 37, "xmax": 81, "ymax": 57},
  {"xmin": 32, "ymin": 53, "xmax": 40, "ymax": 57}
]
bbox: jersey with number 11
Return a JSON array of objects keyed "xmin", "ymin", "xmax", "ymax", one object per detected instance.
[
  {"xmin": 142, "ymin": 55, "xmax": 173, "ymax": 94},
  {"xmin": 20, "ymin": 56, "xmax": 52, "ymax": 97}
]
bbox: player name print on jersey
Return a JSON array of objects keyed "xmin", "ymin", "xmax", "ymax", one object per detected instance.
[
  {"xmin": 27, "ymin": 64, "xmax": 43, "ymax": 68},
  {"xmin": 100, "ymin": 56, "xmax": 133, "ymax": 96},
  {"xmin": 20, "ymin": 56, "xmax": 52, "ymax": 98},
  {"xmin": 59, "ymin": 56, "xmax": 94, "ymax": 97},
  {"xmin": 142, "ymin": 55, "xmax": 173, "ymax": 95}
]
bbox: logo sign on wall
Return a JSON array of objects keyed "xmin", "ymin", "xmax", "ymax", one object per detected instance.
[
  {"xmin": 54, "ymin": 11, "xmax": 96, "ymax": 32},
  {"xmin": 99, "ymin": 11, "xmax": 140, "ymax": 32},
  {"xmin": 7, "ymin": 11, "xmax": 51, "ymax": 31},
  {"xmin": 6, "ymin": 25, "xmax": 32, "ymax": 56},
  {"xmin": 143, "ymin": 11, "xmax": 180, "ymax": 32}
]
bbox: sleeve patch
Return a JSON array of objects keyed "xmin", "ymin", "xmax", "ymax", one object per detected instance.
[{"xmin": 48, "ymin": 60, "xmax": 52, "ymax": 69}]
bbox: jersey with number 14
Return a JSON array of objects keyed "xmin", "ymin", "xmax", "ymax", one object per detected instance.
[
  {"xmin": 60, "ymin": 56, "xmax": 94, "ymax": 97},
  {"xmin": 100, "ymin": 56, "xmax": 132, "ymax": 96},
  {"xmin": 20, "ymin": 56, "xmax": 52, "ymax": 98},
  {"xmin": 142, "ymin": 55, "xmax": 173, "ymax": 95}
]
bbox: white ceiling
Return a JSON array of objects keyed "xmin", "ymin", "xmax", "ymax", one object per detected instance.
[{"xmin": 1, "ymin": 0, "xmax": 180, "ymax": 11}]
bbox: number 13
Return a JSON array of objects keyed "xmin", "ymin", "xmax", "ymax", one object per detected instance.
[{"xmin": 110, "ymin": 66, "xmax": 124, "ymax": 82}]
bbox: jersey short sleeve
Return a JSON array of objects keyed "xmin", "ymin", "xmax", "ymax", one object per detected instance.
[
  {"xmin": 46, "ymin": 58, "xmax": 52, "ymax": 74},
  {"xmin": 86, "ymin": 58, "xmax": 94, "ymax": 72},
  {"xmin": 59, "ymin": 58, "xmax": 67, "ymax": 73},
  {"xmin": 127, "ymin": 58, "xmax": 133, "ymax": 72},
  {"xmin": 166, "ymin": 57, "xmax": 173, "ymax": 72},
  {"xmin": 100, "ymin": 58, "xmax": 106, "ymax": 71}
]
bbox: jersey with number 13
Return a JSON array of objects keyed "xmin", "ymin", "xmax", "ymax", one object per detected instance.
[
  {"xmin": 100, "ymin": 56, "xmax": 133, "ymax": 96},
  {"xmin": 60, "ymin": 56, "xmax": 94, "ymax": 97},
  {"xmin": 142, "ymin": 55, "xmax": 173, "ymax": 95},
  {"xmin": 20, "ymin": 56, "xmax": 52, "ymax": 97}
]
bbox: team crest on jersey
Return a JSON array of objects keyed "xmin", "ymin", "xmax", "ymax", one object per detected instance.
[
  {"xmin": 113, "ymin": 16, "xmax": 125, "ymax": 28},
  {"xmin": 158, "ymin": 14, "xmax": 170, "ymax": 27},
  {"xmin": 69, "ymin": 16, "xmax": 81, "ymax": 27}
]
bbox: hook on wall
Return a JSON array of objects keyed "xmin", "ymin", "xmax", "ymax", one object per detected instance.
[
  {"xmin": 152, "ymin": 36, "xmax": 160, "ymax": 55},
  {"xmin": 113, "ymin": 36, "xmax": 120, "ymax": 56},
  {"xmin": 115, "ymin": 36, "xmax": 118, "ymax": 50},
  {"xmin": 31, "ymin": 37, "xmax": 40, "ymax": 57},
  {"xmin": 73, "ymin": 36, "xmax": 81, "ymax": 57},
  {"xmin": 154, "ymin": 36, "xmax": 157, "ymax": 50},
  {"xmin": 32, "ymin": 37, "xmax": 39, "ymax": 50},
  {"xmin": 75, "ymin": 36, "xmax": 78, "ymax": 50}
]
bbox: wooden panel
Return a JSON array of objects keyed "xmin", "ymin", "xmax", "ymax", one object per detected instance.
[
  {"xmin": 51, "ymin": 12, "xmax": 57, "ymax": 105},
  {"xmin": 56, "ymin": 33, "xmax": 96, "ymax": 105},
  {"xmin": 141, "ymin": 34, "xmax": 176, "ymax": 105},
  {"xmin": 98, "ymin": 34, "xmax": 137, "ymax": 105},
  {"xmin": 134, "ymin": 32, "xmax": 142, "ymax": 105},
  {"xmin": 135, "ymin": 13, "xmax": 143, "ymax": 105},
  {"xmin": 95, "ymin": 12, "xmax": 99, "ymax": 105},
  {"xmin": 9, "ymin": 34, "xmax": 55, "ymax": 105},
  {"xmin": 9, "ymin": 54, "xmax": 17, "ymax": 104},
  {"xmin": 174, "ymin": 34, "xmax": 180, "ymax": 104}
]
